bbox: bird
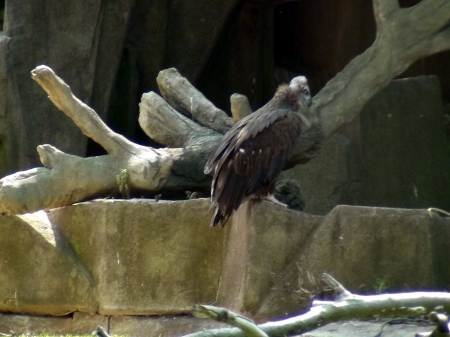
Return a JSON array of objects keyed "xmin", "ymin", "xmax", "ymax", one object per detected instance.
[{"xmin": 204, "ymin": 76, "xmax": 313, "ymax": 227}]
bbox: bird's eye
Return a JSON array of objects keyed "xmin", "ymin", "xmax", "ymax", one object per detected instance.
[{"xmin": 303, "ymin": 88, "xmax": 309, "ymax": 94}]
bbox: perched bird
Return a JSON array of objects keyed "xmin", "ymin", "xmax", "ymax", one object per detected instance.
[{"xmin": 204, "ymin": 76, "xmax": 313, "ymax": 227}]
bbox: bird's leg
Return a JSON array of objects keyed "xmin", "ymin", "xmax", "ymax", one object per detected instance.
[{"xmin": 254, "ymin": 194, "xmax": 288, "ymax": 207}]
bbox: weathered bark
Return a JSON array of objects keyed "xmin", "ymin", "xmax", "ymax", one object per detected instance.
[
  {"xmin": 0, "ymin": 66, "xmax": 173, "ymax": 214},
  {"xmin": 0, "ymin": 0, "xmax": 449, "ymax": 215},
  {"xmin": 314, "ymin": 0, "xmax": 450, "ymax": 138},
  {"xmin": 3, "ymin": 1, "xmax": 132, "ymax": 171},
  {"xmin": 0, "ymin": 66, "xmax": 224, "ymax": 214},
  {"xmin": 192, "ymin": 305, "xmax": 268, "ymax": 337},
  {"xmin": 230, "ymin": 94, "xmax": 252, "ymax": 122},
  {"xmin": 182, "ymin": 274, "xmax": 450, "ymax": 337},
  {"xmin": 156, "ymin": 68, "xmax": 234, "ymax": 134}
]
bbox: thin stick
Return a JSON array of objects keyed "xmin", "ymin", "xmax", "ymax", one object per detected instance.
[
  {"xmin": 427, "ymin": 208, "xmax": 450, "ymax": 218},
  {"xmin": 95, "ymin": 326, "xmax": 111, "ymax": 337},
  {"xmin": 193, "ymin": 305, "xmax": 269, "ymax": 337}
]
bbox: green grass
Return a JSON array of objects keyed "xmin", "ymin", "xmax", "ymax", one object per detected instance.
[
  {"xmin": 10, "ymin": 335, "xmax": 128, "ymax": 337},
  {"xmin": 13, "ymin": 335, "xmax": 94, "ymax": 337}
]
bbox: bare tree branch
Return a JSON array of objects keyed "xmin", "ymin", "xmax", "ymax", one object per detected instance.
[
  {"xmin": 412, "ymin": 27, "xmax": 450, "ymax": 59},
  {"xmin": 138, "ymin": 92, "xmax": 215, "ymax": 148},
  {"xmin": 315, "ymin": 0, "xmax": 450, "ymax": 138},
  {"xmin": 230, "ymin": 94, "xmax": 252, "ymax": 122},
  {"xmin": 183, "ymin": 275, "xmax": 450, "ymax": 337},
  {"xmin": 156, "ymin": 68, "xmax": 234, "ymax": 134},
  {"xmin": 193, "ymin": 305, "xmax": 268, "ymax": 337},
  {"xmin": 322, "ymin": 273, "xmax": 353, "ymax": 300},
  {"xmin": 31, "ymin": 66, "xmax": 138, "ymax": 157},
  {"xmin": 372, "ymin": 0, "xmax": 399, "ymax": 27}
]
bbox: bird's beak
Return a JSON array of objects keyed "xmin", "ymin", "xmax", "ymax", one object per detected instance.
[{"xmin": 302, "ymin": 94, "xmax": 312, "ymax": 108}]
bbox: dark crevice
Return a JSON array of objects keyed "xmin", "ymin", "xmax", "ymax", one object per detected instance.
[{"xmin": 0, "ymin": 0, "xmax": 4, "ymax": 31}]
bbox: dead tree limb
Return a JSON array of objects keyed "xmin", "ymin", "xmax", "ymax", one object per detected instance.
[
  {"xmin": 193, "ymin": 305, "xmax": 268, "ymax": 337},
  {"xmin": 0, "ymin": 66, "xmax": 219, "ymax": 214},
  {"xmin": 315, "ymin": 0, "xmax": 450, "ymax": 138},
  {"xmin": 138, "ymin": 91, "xmax": 216, "ymax": 148},
  {"xmin": 156, "ymin": 68, "xmax": 234, "ymax": 134},
  {"xmin": 183, "ymin": 274, "xmax": 450, "ymax": 337},
  {"xmin": 0, "ymin": 66, "xmax": 170, "ymax": 214},
  {"xmin": 230, "ymin": 94, "xmax": 252, "ymax": 122}
]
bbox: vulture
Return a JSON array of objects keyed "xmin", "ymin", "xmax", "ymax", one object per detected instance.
[{"xmin": 204, "ymin": 76, "xmax": 313, "ymax": 227}]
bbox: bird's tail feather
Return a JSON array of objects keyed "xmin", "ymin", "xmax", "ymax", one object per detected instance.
[{"xmin": 211, "ymin": 207, "xmax": 228, "ymax": 227}]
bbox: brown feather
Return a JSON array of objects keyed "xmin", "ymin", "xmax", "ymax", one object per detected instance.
[{"xmin": 205, "ymin": 76, "xmax": 312, "ymax": 226}]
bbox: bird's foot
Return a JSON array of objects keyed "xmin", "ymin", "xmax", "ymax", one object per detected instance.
[{"xmin": 258, "ymin": 194, "xmax": 288, "ymax": 207}]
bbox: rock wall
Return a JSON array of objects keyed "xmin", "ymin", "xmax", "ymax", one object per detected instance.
[
  {"xmin": 287, "ymin": 76, "xmax": 450, "ymax": 215},
  {"xmin": 0, "ymin": 199, "xmax": 449, "ymax": 335},
  {"xmin": 0, "ymin": 199, "xmax": 227, "ymax": 316},
  {"xmin": 3, "ymin": 1, "xmax": 131, "ymax": 171}
]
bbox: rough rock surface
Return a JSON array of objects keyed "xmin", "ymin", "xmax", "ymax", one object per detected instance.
[
  {"xmin": 0, "ymin": 314, "xmax": 436, "ymax": 337},
  {"xmin": 164, "ymin": 0, "xmax": 241, "ymax": 81},
  {"xmin": 110, "ymin": 315, "xmax": 229, "ymax": 337},
  {"xmin": 0, "ymin": 211, "xmax": 96, "ymax": 315},
  {"xmin": 0, "ymin": 312, "xmax": 107, "ymax": 336},
  {"xmin": 219, "ymin": 202, "xmax": 450, "ymax": 320},
  {"xmin": 1, "ymin": 198, "xmax": 449, "ymax": 324},
  {"xmin": 3, "ymin": 1, "xmax": 131, "ymax": 171},
  {"xmin": 287, "ymin": 76, "xmax": 450, "ymax": 215},
  {"xmin": 48, "ymin": 199, "xmax": 228, "ymax": 315},
  {"xmin": 0, "ymin": 34, "xmax": 9, "ymax": 178},
  {"xmin": 0, "ymin": 199, "xmax": 229, "ymax": 316},
  {"xmin": 299, "ymin": 319, "xmax": 434, "ymax": 337}
]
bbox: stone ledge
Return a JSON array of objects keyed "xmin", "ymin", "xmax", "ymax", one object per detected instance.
[
  {"xmin": 0, "ymin": 312, "xmax": 107, "ymax": 336},
  {"xmin": 0, "ymin": 199, "xmax": 229, "ymax": 316},
  {"xmin": 0, "ymin": 198, "xmax": 449, "ymax": 323},
  {"xmin": 220, "ymin": 202, "xmax": 450, "ymax": 319},
  {"xmin": 0, "ymin": 211, "xmax": 96, "ymax": 315}
]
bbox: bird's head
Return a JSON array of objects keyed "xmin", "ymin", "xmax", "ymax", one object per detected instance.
[
  {"xmin": 288, "ymin": 76, "xmax": 319, "ymax": 129},
  {"xmin": 289, "ymin": 76, "xmax": 312, "ymax": 109}
]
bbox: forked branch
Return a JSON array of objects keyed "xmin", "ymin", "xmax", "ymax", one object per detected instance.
[
  {"xmin": 315, "ymin": 0, "xmax": 450, "ymax": 138},
  {"xmin": 184, "ymin": 274, "xmax": 450, "ymax": 337}
]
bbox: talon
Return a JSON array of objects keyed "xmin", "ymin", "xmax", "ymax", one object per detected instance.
[{"xmin": 255, "ymin": 194, "xmax": 287, "ymax": 207}]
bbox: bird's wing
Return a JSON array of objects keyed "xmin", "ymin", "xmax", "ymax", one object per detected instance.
[
  {"xmin": 204, "ymin": 102, "xmax": 288, "ymax": 174},
  {"xmin": 204, "ymin": 113, "xmax": 252, "ymax": 175},
  {"xmin": 209, "ymin": 106, "xmax": 304, "ymax": 226},
  {"xmin": 231, "ymin": 109, "xmax": 303, "ymax": 193}
]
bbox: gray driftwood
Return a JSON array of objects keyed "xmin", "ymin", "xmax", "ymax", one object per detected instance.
[
  {"xmin": 193, "ymin": 305, "xmax": 268, "ymax": 337},
  {"xmin": 0, "ymin": 0, "xmax": 449, "ymax": 215},
  {"xmin": 183, "ymin": 274, "xmax": 450, "ymax": 337}
]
